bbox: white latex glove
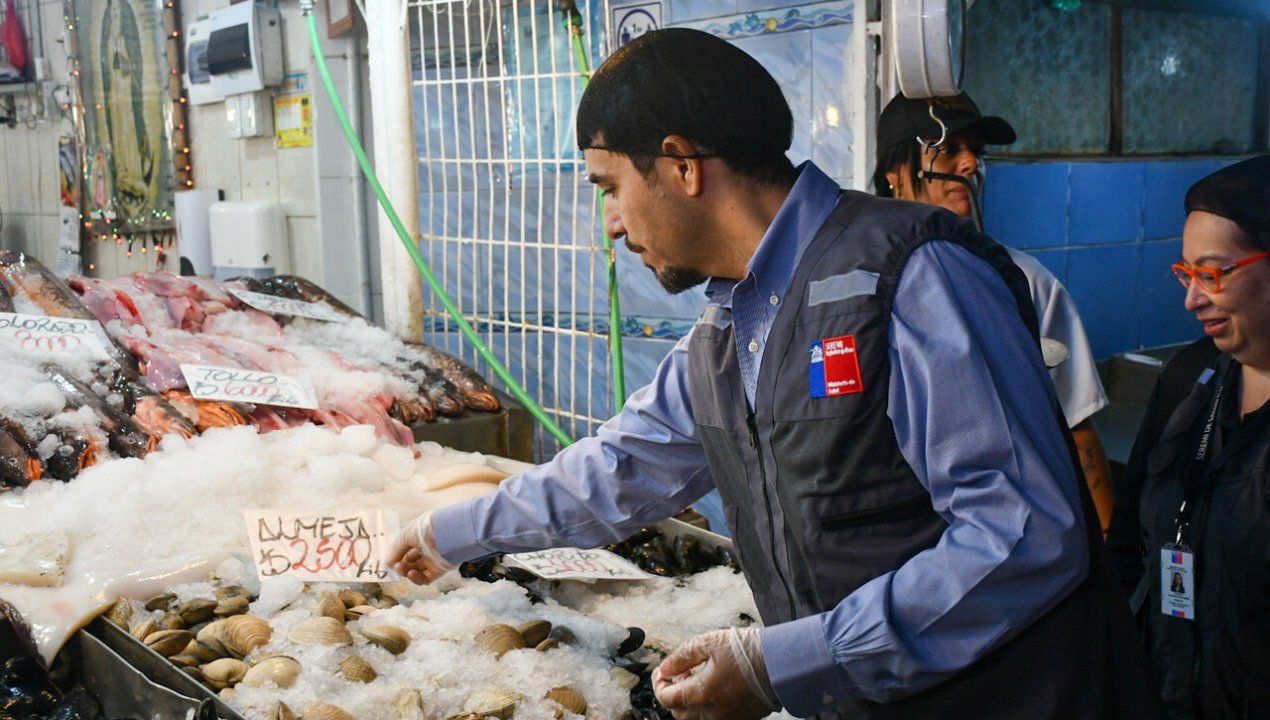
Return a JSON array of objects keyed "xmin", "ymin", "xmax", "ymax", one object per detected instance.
[
  {"xmin": 386, "ymin": 511, "xmax": 456, "ymax": 584},
  {"xmin": 653, "ymin": 627, "xmax": 781, "ymax": 720}
]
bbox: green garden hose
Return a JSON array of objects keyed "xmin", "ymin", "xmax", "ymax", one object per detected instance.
[
  {"xmin": 561, "ymin": 4, "xmax": 627, "ymax": 412},
  {"xmin": 302, "ymin": 7, "xmax": 573, "ymax": 446}
]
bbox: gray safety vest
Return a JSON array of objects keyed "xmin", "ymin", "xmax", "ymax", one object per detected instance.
[{"xmin": 687, "ymin": 191, "xmax": 1157, "ymax": 719}]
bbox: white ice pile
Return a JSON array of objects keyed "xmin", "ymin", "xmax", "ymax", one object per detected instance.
[
  {"xmin": 0, "ymin": 420, "xmax": 776, "ymax": 719},
  {"xmin": 0, "ymin": 423, "xmax": 503, "ymax": 664}
]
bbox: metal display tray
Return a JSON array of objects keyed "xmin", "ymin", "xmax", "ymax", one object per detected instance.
[
  {"xmin": 80, "ymin": 616, "xmax": 247, "ymax": 720},
  {"xmin": 66, "ymin": 520, "xmax": 728, "ymax": 720},
  {"xmin": 410, "ymin": 390, "xmax": 534, "ymax": 462}
]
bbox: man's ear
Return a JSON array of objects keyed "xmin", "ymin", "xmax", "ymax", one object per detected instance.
[{"xmin": 661, "ymin": 134, "xmax": 705, "ymax": 198}]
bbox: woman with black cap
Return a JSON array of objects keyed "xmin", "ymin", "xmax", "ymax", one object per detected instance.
[
  {"xmin": 1108, "ymin": 155, "xmax": 1270, "ymax": 719},
  {"xmin": 873, "ymin": 92, "xmax": 1116, "ymax": 535}
]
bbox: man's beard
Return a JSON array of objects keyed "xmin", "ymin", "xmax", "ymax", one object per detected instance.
[{"xmin": 651, "ymin": 264, "xmax": 707, "ymax": 294}]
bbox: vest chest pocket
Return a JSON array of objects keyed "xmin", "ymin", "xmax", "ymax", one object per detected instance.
[{"xmin": 688, "ymin": 320, "xmax": 743, "ymax": 430}]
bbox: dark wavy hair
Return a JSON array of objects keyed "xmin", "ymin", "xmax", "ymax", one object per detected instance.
[{"xmin": 576, "ymin": 29, "xmax": 796, "ymax": 188}]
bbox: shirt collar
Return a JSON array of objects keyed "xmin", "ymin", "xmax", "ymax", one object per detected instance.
[{"xmin": 705, "ymin": 161, "xmax": 842, "ymax": 306}]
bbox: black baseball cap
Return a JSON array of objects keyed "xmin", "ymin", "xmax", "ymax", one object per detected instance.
[{"xmin": 877, "ymin": 92, "xmax": 1017, "ymax": 158}]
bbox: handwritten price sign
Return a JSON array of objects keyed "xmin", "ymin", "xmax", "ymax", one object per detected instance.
[
  {"xmin": 180, "ymin": 364, "xmax": 319, "ymax": 410},
  {"xmin": 244, "ymin": 509, "xmax": 398, "ymax": 582},
  {"xmin": 505, "ymin": 547, "xmax": 652, "ymax": 581},
  {"xmin": 0, "ymin": 312, "xmax": 112, "ymax": 361},
  {"xmin": 228, "ymin": 289, "xmax": 348, "ymax": 323}
]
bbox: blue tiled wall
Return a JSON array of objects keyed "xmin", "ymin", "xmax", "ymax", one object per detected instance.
[{"xmin": 982, "ymin": 158, "xmax": 1235, "ymax": 359}]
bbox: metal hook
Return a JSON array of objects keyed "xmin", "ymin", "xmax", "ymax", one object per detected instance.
[{"xmin": 917, "ymin": 102, "xmax": 949, "ymax": 176}]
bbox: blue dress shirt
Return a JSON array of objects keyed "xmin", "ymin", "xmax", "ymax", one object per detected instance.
[{"xmin": 430, "ymin": 162, "xmax": 1086, "ymax": 712}]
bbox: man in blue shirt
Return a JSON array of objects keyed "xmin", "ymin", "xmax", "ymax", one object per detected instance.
[{"xmin": 389, "ymin": 28, "xmax": 1154, "ymax": 720}]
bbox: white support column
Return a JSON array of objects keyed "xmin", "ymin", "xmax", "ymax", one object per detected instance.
[
  {"xmin": 850, "ymin": 0, "xmax": 882, "ymax": 191},
  {"xmin": 366, "ymin": 0, "xmax": 423, "ymax": 340}
]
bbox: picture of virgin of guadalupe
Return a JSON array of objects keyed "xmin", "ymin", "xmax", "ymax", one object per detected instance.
[{"xmin": 98, "ymin": 0, "xmax": 157, "ymax": 221}]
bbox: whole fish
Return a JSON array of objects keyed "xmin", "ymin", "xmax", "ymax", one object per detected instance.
[
  {"xmin": 405, "ymin": 342, "xmax": 501, "ymax": 412},
  {"xmin": 259, "ymin": 275, "xmax": 364, "ymax": 319},
  {"xmin": 0, "ymin": 419, "xmax": 42, "ymax": 489},
  {"xmin": 40, "ymin": 364, "xmax": 149, "ymax": 460},
  {"xmin": 0, "ymin": 253, "xmax": 141, "ymax": 379}
]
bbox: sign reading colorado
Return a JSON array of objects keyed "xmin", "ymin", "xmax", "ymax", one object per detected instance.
[
  {"xmin": 809, "ymin": 334, "xmax": 863, "ymax": 398},
  {"xmin": 180, "ymin": 364, "xmax": 319, "ymax": 409},
  {"xmin": 0, "ymin": 312, "xmax": 112, "ymax": 361}
]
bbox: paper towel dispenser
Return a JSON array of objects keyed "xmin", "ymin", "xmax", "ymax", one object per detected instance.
[{"xmin": 206, "ymin": 1, "xmax": 283, "ymax": 97}]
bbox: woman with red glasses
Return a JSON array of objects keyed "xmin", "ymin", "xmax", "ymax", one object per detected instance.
[{"xmin": 1108, "ymin": 155, "xmax": 1270, "ymax": 719}]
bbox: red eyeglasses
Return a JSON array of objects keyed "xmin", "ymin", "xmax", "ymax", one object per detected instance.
[{"xmin": 1171, "ymin": 251, "xmax": 1269, "ymax": 293}]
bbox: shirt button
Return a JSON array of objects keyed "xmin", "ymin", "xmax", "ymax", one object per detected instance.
[
  {"xmin": 822, "ymin": 693, "xmax": 835, "ymax": 706},
  {"xmin": 769, "ymin": 293, "xmax": 779, "ymax": 306},
  {"xmin": 748, "ymin": 340, "xmax": 760, "ymax": 353}
]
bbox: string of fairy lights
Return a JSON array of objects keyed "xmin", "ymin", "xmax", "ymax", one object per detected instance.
[{"xmin": 62, "ymin": 0, "xmax": 194, "ymax": 269}]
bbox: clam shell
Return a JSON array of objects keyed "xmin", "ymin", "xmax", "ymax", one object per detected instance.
[
  {"xmin": 194, "ymin": 623, "xmax": 230, "ymax": 661},
  {"xmin": 168, "ymin": 653, "xmax": 200, "ymax": 669},
  {"xmin": 266, "ymin": 701, "xmax": 297, "ymax": 720},
  {"xmin": 338, "ymin": 588, "xmax": 368, "ymax": 608},
  {"xmin": 215, "ymin": 584, "xmax": 252, "ymax": 601},
  {"xmin": 465, "ymin": 688, "xmax": 520, "ymax": 720},
  {"xmin": 610, "ymin": 666, "xmax": 640, "ymax": 690},
  {"xmin": 344, "ymin": 605, "xmax": 376, "ymax": 622},
  {"xmin": 288, "ymin": 616, "xmax": 352, "ymax": 646},
  {"xmin": 144, "ymin": 629, "xmax": 193, "ymax": 657},
  {"xmin": 129, "ymin": 617, "xmax": 158, "ymax": 641},
  {"xmin": 241, "ymin": 655, "xmax": 301, "ymax": 689},
  {"xmin": 214, "ymin": 596, "xmax": 250, "ymax": 617},
  {"xmin": 144, "ymin": 592, "xmax": 175, "ymax": 612},
  {"xmin": 517, "ymin": 620, "xmax": 551, "ymax": 647},
  {"xmin": 160, "ymin": 611, "xmax": 186, "ymax": 630},
  {"xmin": 303, "ymin": 703, "xmax": 355, "ymax": 720},
  {"xmin": 362, "ymin": 625, "xmax": 411, "ymax": 655},
  {"xmin": 336, "ymin": 654, "xmax": 377, "ymax": 683},
  {"xmin": 178, "ymin": 598, "xmax": 217, "ymax": 626},
  {"xmin": 105, "ymin": 597, "xmax": 133, "ymax": 628},
  {"xmin": 394, "ymin": 688, "xmax": 424, "ymax": 720},
  {"xmin": 202, "ymin": 657, "xmax": 248, "ymax": 690},
  {"xmin": 316, "ymin": 592, "xmax": 346, "ymax": 622},
  {"xmin": 545, "ymin": 686, "xmax": 587, "ymax": 716},
  {"xmin": 534, "ymin": 638, "xmax": 559, "ymax": 652},
  {"xmin": 220, "ymin": 614, "xmax": 273, "ymax": 657},
  {"xmin": 474, "ymin": 624, "xmax": 525, "ymax": 659}
]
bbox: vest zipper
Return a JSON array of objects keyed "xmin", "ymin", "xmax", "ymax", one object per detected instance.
[{"xmin": 747, "ymin": 411, "xmax": 797, "ymax": 617}]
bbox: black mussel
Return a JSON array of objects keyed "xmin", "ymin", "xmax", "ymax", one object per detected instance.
[
  {"xmin": 714, "ymin": 545, "xmax": 740, "ymax": 572},
  {"xmin": 616, "ymin": 627, "xmax": 645, "ymax": 656},
  {"xmin": 629, "ymin": 671, "xmax": 674, "ymax": 720},
  {"xmin": 47, "ymin": 685, "xmax": 100, "ymax": 720},
  {"xmin": 459, "ymin": 557, "xmax": 501, "ymax": 583}
]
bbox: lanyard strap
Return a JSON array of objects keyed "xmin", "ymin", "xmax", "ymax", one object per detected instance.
[{"xmin": 1173, "ymin": 378, "xmax": 1225, "ymax": 546}]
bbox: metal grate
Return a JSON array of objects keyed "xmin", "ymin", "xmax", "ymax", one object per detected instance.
[{"xmin": 409, "ymin": 0, "xmax": 612, "ymax": 459}]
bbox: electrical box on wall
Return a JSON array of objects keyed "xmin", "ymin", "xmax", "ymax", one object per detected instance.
[
  {"xmin": 225, "ymin": 91, "xmax": 274, "ymax": 139},
  {"xmin": 206, "ymin": 1, "xmax": 283, "ymax": 97},
  {"xmin": 184, "ymin": 20, "xmax": 224, "ymax": 105}
]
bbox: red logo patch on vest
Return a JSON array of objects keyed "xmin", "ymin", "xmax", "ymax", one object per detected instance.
[{"xmin": 809, "ymin": 334, "xmax": 863, "ymax": 397}]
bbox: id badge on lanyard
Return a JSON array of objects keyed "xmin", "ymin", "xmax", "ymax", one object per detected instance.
[
  {"xmin": 1160, "ymin": 544, "xmax": 1196, "ymax": 620},
  {"xmin": 1162, "ymin": 376, "xmax": 1223, "ymax": 622}
]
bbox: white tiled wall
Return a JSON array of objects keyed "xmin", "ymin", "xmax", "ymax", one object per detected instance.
[{"xmin": 0, "ymin": 0, "xmax": 379, "ymax": 319}]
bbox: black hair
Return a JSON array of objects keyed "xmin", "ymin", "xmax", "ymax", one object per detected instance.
[
  {"xmin": 1185, "ymin": 155, "xmax": 1270, "ymax": 252},
  {"xmin": 872, "ymin": 141, "xmax": 924, "ymax": 199},
  {"xmin": 576, "ymin": 29, "xmax": 795, "ymax": 188}
]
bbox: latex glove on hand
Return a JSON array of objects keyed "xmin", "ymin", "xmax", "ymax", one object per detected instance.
[
  {"xmin": 386, "ymin": 511, "xmax": 456, "ymax": 584},
  {"xmin": 653, "ymin": 626, "xmax": 781, "ymax": 720}
]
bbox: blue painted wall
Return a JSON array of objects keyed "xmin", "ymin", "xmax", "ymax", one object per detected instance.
[{"xmin": 981, "ymin": 158, "xmax": 1231, "ymax": 359}]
